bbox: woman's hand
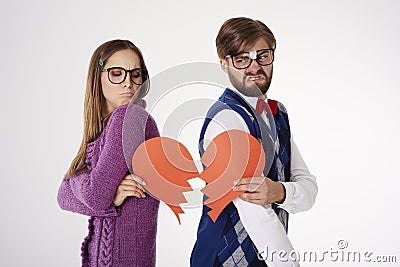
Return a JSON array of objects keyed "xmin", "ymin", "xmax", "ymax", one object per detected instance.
[{"xmin": 113, "ymin": 174, "xmax": 147, "ymax": 206}]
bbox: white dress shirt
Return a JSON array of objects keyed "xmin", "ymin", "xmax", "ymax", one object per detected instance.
[{"xmin": 203, "ymin": 87, "xmax": 317, "ymax": 267}]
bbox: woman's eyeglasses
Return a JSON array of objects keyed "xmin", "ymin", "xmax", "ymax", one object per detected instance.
[{"xmin": 101, "ymin": 67, "xmax": 147, "ymax": 85}]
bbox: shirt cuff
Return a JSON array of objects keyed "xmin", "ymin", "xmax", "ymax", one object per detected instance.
[{"xmin": 276, "ymin": 182, "xmax": 295, "ymax": 212}]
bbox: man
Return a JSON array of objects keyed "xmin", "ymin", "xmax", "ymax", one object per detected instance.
[{"xmin": 191, "ymin": 17, "xmax": 318, "ymax": 266}]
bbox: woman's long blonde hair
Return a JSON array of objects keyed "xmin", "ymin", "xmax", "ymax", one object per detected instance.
[{"xmin": 65, "ymin": 39, "xmax": 149, "ymax": 179}]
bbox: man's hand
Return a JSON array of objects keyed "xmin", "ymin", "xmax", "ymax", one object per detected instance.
[{"xmin": 233, "ymin": 176, "xmax": 286, "ymax": 206}]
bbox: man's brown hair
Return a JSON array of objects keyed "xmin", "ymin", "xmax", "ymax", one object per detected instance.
[{"xmin": 216, "ymin": 17, "xmax": 276, "ymax": 59}]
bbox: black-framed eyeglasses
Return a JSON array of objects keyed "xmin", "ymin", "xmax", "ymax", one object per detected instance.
[
  {"xmin": 101, "ymin": 67, "xmax": 147, "ymax": 85},
  {"xmin": 225, "ymin": 48, "xmax": 275, "ymax": 70}
]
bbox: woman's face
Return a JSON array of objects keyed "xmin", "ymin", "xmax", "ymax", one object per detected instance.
[{"xmin": 101, "ymin": 49, "xmax": 142, "ymax": 116}]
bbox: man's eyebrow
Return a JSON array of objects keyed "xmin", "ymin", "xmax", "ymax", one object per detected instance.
[
  {"xmin": 232, "ymin": 47, "xmax": 271, "ymax": 56},
  {"xmin": 230, "ymin": 50, "xmax": 247, "ymax": 56}
]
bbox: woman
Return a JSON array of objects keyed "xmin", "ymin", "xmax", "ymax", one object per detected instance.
[{"xmin": 57, "ymin": 39, "xmax": 159, "ymax": 267}]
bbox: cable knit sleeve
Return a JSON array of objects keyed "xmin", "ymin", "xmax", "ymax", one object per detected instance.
[{"xmin": 67, "ymin": 104, "xmax": 150, "ymax": 212}]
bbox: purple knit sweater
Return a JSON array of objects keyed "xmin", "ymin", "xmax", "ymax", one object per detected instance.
[{"xmin": 57, "ymin": 101, "xmax": 160, "ymax": 267}]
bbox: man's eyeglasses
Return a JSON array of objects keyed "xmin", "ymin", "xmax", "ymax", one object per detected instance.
[
  {"xmin": 101, "ymin": 67, "xmax": 147, "ymax": 85},
  {"xmin": 225, "ymin": 48, "xmax": 275, "ymax": 69}
]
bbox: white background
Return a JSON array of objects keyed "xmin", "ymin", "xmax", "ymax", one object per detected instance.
[{"xmin": 1, "ymin": 0, "xmax": 399, "ymax": 266}]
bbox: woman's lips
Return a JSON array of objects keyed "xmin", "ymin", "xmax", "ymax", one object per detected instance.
[{"xmin": 120, "ymin": 92, "xmax": 134, "ymax": 97}]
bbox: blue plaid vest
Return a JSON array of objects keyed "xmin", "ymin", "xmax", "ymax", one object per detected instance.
[{"xmin": 191, "ymin": 88, "xmax": 291, "ymax": 267}]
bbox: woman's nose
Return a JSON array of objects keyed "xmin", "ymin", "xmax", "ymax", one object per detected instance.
[{"xmin": 121, "ymin": 73, "xmax": 133, "ymax": 88}]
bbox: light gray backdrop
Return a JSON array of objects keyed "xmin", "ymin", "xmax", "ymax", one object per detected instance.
[{"xmin": 1, "ymin": 0, "xmax": 399, "ymax": 266}]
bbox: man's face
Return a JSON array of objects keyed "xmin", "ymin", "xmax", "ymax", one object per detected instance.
[{"xmin": 221, "ymin": 38, "xmax": 273, "ymax": 97}]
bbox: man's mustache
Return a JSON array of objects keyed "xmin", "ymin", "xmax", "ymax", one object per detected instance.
[{"xmin": 242, "ymin": 69, "xmax": 268, "ymax": 79}]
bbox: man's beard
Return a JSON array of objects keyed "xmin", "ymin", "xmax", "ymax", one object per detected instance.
[{"xmin": 228, "ymin": 67, "xmax": 273, "ymax": 97}]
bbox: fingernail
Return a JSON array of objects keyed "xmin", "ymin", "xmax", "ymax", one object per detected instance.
[{"xmin": 133, "ymin": 175, "xmax": 147, "ymax": 186}]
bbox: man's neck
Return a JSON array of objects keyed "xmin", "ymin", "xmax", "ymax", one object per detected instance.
[
  {"xmin": 229, "ymin": 84, "xmax": 268, "ymax": 100},
  {"xmin": 258, "ymin": 94, "xmax": 267, "ymax": 100}
]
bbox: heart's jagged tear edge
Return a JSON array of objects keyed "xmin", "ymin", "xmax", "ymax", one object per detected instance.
[
  {"xmin": 200, "ymin": 130, "xmax": 265, "ymax": 222},
  {"xmin": 132, "ymin": 137, "xmax": 199, "ymax": 224},
  {"xmin": 132, "ymin": 130, "xmax": 265, "ymax": 224}
]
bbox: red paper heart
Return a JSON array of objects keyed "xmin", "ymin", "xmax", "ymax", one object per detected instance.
[
  {"xmin": 132, "ymin": 130, "xmax": 265, "ymax": 223},
  {"xmin": 199, "ymin": 130, "xmax": 265, "ymax": 222},
  {"xmin": 132, "ymin": 137, "xmax": 199, "ymax": 223}
]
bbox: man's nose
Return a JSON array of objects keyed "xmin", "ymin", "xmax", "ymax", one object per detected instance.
[{"xmin": 247, "ymin": 59, "xmax": 261, "ymax": 73}]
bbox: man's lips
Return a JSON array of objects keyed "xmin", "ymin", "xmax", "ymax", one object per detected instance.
[{"xmin": 246, "ymin": 75, "xmax": 265, "ymax": 82}]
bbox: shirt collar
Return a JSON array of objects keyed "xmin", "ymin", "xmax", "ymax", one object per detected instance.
[{"xmin": 227, "ymin": 83, "xmax": 267, "ymax": 109}]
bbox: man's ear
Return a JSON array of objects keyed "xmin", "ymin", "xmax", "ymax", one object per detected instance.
[{"xmin": 220, "ymin": 58, "xmax": 228, "ymax": 73}]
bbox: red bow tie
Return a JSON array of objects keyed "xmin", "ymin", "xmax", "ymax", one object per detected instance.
[
  {"xmin": 255, "ymin": 99, "xmax": 278, "ymax": 115},
  {"xmin": 256, "ymin": 99, "xmax": 270, "ymax": 114}
]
